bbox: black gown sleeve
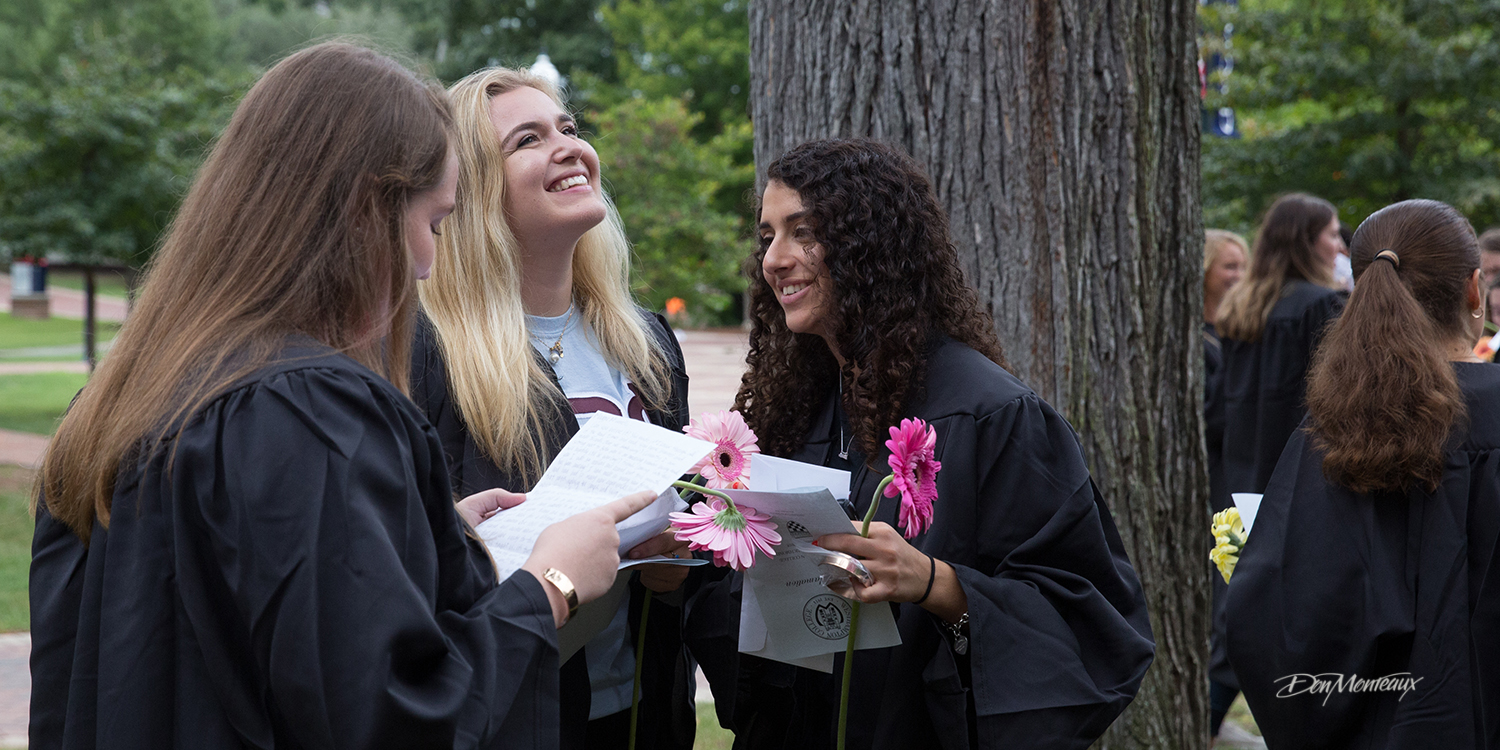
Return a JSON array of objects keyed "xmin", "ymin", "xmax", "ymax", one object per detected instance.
[
  {"xmin": 945, "ymin": 394, "xmax": 1155, "ymax": 746},
  {"xmin": 173, "ymin": 367, "xmax": 560, "ymax": 749},
  {"xmin": 1225, "ymin": 426, "xmax": 1485, "ymax": 749}
]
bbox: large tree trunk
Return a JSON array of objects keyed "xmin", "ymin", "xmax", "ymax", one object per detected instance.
[{"xmin": 749, "ymin": 1, "xmax": 1208, "ymax": 747}]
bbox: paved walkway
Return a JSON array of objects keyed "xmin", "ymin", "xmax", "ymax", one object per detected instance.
[
  {"xmin": 1, "ymin": 274, "xmax": 131, "ymax": 322},
  {"xmin": 0, "ymin": 635, "xmax": 25, "ymax": 749}
]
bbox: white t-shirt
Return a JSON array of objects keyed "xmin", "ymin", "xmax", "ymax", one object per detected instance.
[{"xmin": 527, "ymin": 305, "xmax": 645, "ymax": 719}]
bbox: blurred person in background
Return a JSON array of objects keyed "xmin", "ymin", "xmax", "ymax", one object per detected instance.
[
  {"xmin": 1201, "ymin": 229, "xmax": 1248, "ymax": 742},
  {"xmin": 1215, "ymin": 193, "xmax": 1346, "ymax": 499}
]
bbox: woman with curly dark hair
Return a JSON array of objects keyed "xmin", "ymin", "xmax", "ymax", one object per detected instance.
[{"xmin": 698, "ymin": 138, "xmax": 1154, "ymax": 750}]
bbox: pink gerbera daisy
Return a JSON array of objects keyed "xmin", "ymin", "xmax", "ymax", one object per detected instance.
[
  {"xmin": 885, "ymin": 418, "xmax": 941, "ymax": 539},
  {"xmin": 684, "ymin": 410, "xmax": 761, "ymax": 489},
  {"xmin": 668, "ymin": 498, "xmax": 780, "ymax": 571}
]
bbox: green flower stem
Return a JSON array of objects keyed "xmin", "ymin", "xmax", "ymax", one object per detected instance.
[
  {"xmin": 861, "ymin": 475, "xmax": 894, "ymax": 536},
  {"xmin": 628, "ymin": 591, "xmax": 653, "ymax": 750},
  {"xmin": 837, "ymin": 473, "xmax": 895, "ymax": 750},
  {"xmin": 670, "ymin": 479, "xmax": 738, "ymax": 513},
  {"xmin": 640, "ymin": 476, "xmax": 728, "ymax": 749}
]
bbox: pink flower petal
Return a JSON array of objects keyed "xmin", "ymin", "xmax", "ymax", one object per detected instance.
[
  {"xmin": 684, "ymin": 411, "xmax": 762, "ymax": 488},
  {"xmin": 882, "ymin": 418, "xmax": 941, "ymax": 539}
]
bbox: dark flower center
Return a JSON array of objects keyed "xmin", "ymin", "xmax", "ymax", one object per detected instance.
[{"xmin": 719, "ymin": 450, "xmax": 733, "ymax": 468}]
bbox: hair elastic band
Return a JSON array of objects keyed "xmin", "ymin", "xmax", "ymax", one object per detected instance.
[
  {"xmin": 913, "ymin": 554, "xmax": 937, "ymax": 606},
  {"xmin": 1374, "ymin": 249, "xmax": 1401, "ymax": 268}
]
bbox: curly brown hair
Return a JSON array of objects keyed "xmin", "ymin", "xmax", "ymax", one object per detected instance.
[{"xmin": 733, "ymin": 138, "xmax": 1005, "ymax": 462}]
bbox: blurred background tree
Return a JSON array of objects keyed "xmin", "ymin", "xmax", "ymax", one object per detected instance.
[
  {"xmin": 0, "ymin": 0, "xmax": 754, "ymax": 325},
  {"xmin": 26, "ymin": 0, "xmax": 1500, "ymax": 323},
  {"xmin": 1202, "ymin": 0, "xmax": 1500, "ymax": 236}
]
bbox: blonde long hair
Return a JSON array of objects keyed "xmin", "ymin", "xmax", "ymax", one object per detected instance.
[
  {"xmin": 420, "ymin": 67, "xmax": 669, "ymax": 484},
  {"xmin": 38, "ymin": 43, "xmax": 450, "ymax": 543}
]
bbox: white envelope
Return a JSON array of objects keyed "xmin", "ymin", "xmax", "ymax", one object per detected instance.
[
  {"xmin": 734, "ymin": 456, "xmax": 902, "ymax": 672},
  {"xmin": 1231, "ymin": 492, "xmax": 1263, "ymax": 534}
]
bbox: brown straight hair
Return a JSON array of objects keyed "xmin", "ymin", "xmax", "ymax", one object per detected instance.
[
  {"xmin": 36, "ymin": 42, "xmax": 453, "ymax": 543},
  {"xmin": 1217, "ymin": 193, "xmax": 1338, "ymax": 341},
  {"xmin": 1305, "ymin": 200, "xmax": 1478, "ymax": 494}
]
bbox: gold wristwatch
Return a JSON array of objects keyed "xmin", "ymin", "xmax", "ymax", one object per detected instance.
[{"xmin": 541, "ymin": 567, "xmax": 579, "ymax": 622}]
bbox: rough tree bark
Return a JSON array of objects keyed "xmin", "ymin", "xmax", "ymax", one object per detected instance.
[{"xmin": 749, "ymin": 1, "xmax": 1209, "ymax": 747}]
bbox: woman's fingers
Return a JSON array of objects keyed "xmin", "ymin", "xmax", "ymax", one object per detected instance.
[
  {"xmin": 628, "ymin": 529, "xmax": 691, "ymax": 559},
  {"xmin": 455, "ymin": 488, "xmax": 526, "ymax": 528},
  {"xmin": 600, "ymin": 490, "xmax": 660, "ymax": 524},
  {"xmin": 816, "ymin": 532, "xmax": 881, "ymax": 557},
  {"xmin": 637, "ymin": 563, "xmax": 692, "ymax": 593},
  {"xmin": 816, "ymin": 522, "xmax": 928, "ymax": 603}
]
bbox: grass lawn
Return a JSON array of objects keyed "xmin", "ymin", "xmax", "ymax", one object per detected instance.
[
  {"xmin": 695, "ymin": 701, "xmax": 733, "ymax": 750},
  {"xmin": 0, "ymin": 372, "xmax": 88, "ymax": 434},
  {"xmin": 0, "ymin": 313, "xmax": 119, "ymax": 352},
  {"xmin": 42, "ymin": 269, "xmax": 132, "ymax": 298},
  {"xmin": 0, "ymin": 466, "xmax": 33, "ymax": 632}
]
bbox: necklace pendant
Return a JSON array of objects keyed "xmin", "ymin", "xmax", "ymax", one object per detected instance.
[
  {"xmin": 953, "ymin": 633, "xmax": 969, "ymax": 656},
  {"xmin": 839, "ymin": 449, "xmax": 848, "ymax": 460}
]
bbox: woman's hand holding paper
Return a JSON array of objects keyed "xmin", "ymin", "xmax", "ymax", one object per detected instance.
[
  {"xmin": 626, "ymin": 530, "xmax": 694, "ymax": 593},
  {"xmin": 455, "ymin": 488, "xmax": 528, "ymax": 529},
  {"xmin": 522, "ymin": 490, "xmax": 659, "ymax": 627},
  {"xmin": 818, "ymin": 521, "xmax": 969, "ymax": 623}
]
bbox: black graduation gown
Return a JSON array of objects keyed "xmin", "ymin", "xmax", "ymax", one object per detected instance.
[
  {"xmin": 707, "ymin": 338, "xmax": 1155, "ymax": 750},
  {"xmin": 409, "ymin": 310, "xmax": 697, "ymax": 750},
  {"xmin": 1226, "ymin": 362, "xmax": 1500, "ymax": 749},
  {"xmin": 1219, "ymin": 279, "xmax": 1344, "ymax": 495},
  {"xmin": 1204, "ymin": 322, "xmax": 1237, "ymax": 691},
  {"xmin": 29, "ymin": 345, "xmax": 560, "ymax": 750}
]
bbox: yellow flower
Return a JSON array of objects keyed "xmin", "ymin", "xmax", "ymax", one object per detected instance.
[{"xmin": 1210, "ymin": 507, "xmax": 1247, "ymax": 583}]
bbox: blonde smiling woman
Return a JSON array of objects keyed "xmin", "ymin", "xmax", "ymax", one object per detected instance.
[{"xmin": 410, "ymin": 67, "xmax": 698, "ymax": 750}]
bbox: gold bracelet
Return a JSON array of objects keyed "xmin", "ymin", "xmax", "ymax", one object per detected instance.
[{"xmin": 541, "ymin": 567, "xmax": 579, "ymax": 622}]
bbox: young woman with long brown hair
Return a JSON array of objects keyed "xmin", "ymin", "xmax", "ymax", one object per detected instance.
[
  {"xmin": 1226, "ymin": 199, "xmax": 1500, "ymax": 748},
  {"xmin": 409, "ymin": 67, "xmax": 696, "ymax": 749},
  {"xmin": 1216, "ymin": 193, "xmax": 1347, "ymax": 496},
  {"xmin": 29, "ymin": 42, "xmax": 656, "ymax": 748},
  {"xmin": 702, "ymin": 138, "xmax": 1154, "ymax": 750}
]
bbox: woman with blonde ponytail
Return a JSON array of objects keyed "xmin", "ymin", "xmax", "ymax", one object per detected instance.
[
  {"xmin": 410, "ymin": 67, "xmax": 696, "ymax": 749},
  {"xmin": 1227, "ymin": 199, "xmax": 1500, "ymax": 749},
  {"xmin": 1217, "ymin": 193, "xmax": 1347, "ymax": 496}
]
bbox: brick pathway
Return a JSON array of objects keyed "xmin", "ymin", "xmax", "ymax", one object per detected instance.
[{"xmin": 677, "ymin": 328, "xmax": 749, "ymax": 417}]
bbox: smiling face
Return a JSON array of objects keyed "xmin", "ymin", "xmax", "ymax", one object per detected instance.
[
  {"xmin": 405, "ymin": 149, "xmax": 459, "ymax": 280},
  {"xmin": 759, "ymin": 181, "xmax": 837, "ymax": 344},
  {"xmin": 488, "ymin": 86, "xmax": 605, "ymax": 251},
  {"xmin": 1206, "ymin": 241, "xmax": 1246, "ymax": 302}
]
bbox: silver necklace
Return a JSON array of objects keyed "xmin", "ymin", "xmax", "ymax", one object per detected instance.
[
  {"xmin": 837, "ymin": 380, "xmax": 853, "ymax": 460},
  {"xmin": 534, "ymin": 305, "xmax": 575, "ymax": 364}
]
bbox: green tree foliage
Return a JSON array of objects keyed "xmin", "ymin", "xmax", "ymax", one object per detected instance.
[
  {"xmin": 595, "ymin": 96, "xmax": 750, "ymax": 323},
  {"xmin": 597, "ymin": 0, "xmax": 748, "ymax": 138},
  {"xmin": 434, "ymin": 0, "xmax": 614, "ymax": 83},
  {"xmin": 548, "ymin": 0, "xmax": 753, "ymax": 324},
  {"xmin": 1202, "ymin": 0, "xmax": 1500, "ymax": 234},
  {"xmin": 2, "ymin": 0, "xmax": 758, "ymax": 325},
  {"xmin": 0, "ymin": 0, "xmax": 247, "ymax": 264},
  {"xmin": 216, "ymin": 0, "xmax": 417, "ymax": 69}
]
